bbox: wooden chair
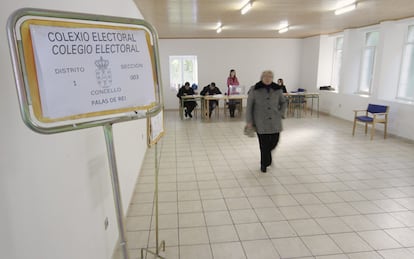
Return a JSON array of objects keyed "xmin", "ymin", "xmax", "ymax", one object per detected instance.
[
  {"xmin": 288, "ymin": 95, "xmax": 307, "ymax": 117},
  {"xmin": 224, "ymin": 100, "xmax": 242, "ymax": 117},
  {"xmin": 202, "ymin": 99, "xmax": 219, "ymax": 119},
  {"xmin": 352, "ymin": 104, "xmax": 389, "ymax": 140},
  {"xmin": 179, "ymin": 99, "xmax": 198, "ymax": 119}
]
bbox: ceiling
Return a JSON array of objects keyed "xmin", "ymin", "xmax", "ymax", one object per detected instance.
[{"xmin": 133, "ymin": 0, "xmax": 414, "ymax": 39}]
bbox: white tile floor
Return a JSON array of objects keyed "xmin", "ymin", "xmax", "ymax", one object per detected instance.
[{"xmin": 116, "ymin": 110, "xmax": 414, "ymax": 259}]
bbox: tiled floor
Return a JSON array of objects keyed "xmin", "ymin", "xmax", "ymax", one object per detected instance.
[{"xmin": 117, "ymin": 110, "xmax": 414, "ymax": 259}]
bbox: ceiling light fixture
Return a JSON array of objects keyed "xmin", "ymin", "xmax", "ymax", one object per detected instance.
[
  {"xmin": 241, "ymin": 1, "xmax": 252, "ymax": 15},
  {"xmin": 279, "ymin": 26, "xmax": 289, "ymax": 34},
  {"xmin": 215, "ymin": 22, "xmax": 222, "ymax": 33},
  {"xmin": 278, "ymin": 21, "xmax": 289, "ymax": 34},
  {"xmin": 336, "ymin": 0, "xmax": 356, "ymax": 8},
  {"xmin": 335, "ymin": 3, "xmax": 356, "ymax": 15}
]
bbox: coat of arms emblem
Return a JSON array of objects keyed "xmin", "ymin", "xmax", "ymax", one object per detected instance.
[{"xmin": 95, "ymin": 56, "xmax": 112, "ymax": 88}]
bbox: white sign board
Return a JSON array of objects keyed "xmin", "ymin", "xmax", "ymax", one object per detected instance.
[
  {"xmin": 148, "ymin": 110, "xmax": 164, "ymax": 146},
  {"xmin": 30, "ymin": 25, "xmax": 156, "ymax": 119}
]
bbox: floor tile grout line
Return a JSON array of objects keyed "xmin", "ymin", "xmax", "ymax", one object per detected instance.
[{"xmin": 124, "ymin": 111, "xmax": 414, "ymax": 259}]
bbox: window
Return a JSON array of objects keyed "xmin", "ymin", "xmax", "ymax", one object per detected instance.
[
  {"xmin": 357, "ymin": 31, "xmax": 379, "ymax": 94},
  {"xmin": 397, "ymin": 25, "xmax": 414, "ymax": 101},
  {"xmin": 331, "ymin": 36, "xmax": 343, "ymax": 90},
  {"xmin": 169, "ymin": 56, "xmax": 198, "ymax": 91}
]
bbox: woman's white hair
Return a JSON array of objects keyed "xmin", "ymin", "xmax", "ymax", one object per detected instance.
[{"xmin": 260, "ymin": 70, "xmax": 274, "ymax": 80}]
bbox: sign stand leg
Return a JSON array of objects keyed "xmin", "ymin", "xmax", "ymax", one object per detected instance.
[
  {"xmin": 141, "ymin": 142, "xmax": 166, "ymax": 259},
  {"xmin": 103, "ymin": 124, "xmax": 130, "ymax": 259}
]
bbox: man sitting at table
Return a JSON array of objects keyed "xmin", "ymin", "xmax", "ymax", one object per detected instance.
[
  {"xmin": 177, "ymin": 82, "xmax": 197, "ymax": 118},
  {"xmin": 200, "ymin": 82, "xmax": 222, "ymax": 118}
]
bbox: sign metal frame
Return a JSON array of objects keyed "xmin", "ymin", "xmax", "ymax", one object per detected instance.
[{"xmin": 7, "ymin": 8, "xmax": 163, "ymax": 134}]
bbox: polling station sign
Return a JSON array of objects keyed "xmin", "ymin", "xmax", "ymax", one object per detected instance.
[
  {"xmin": 7, "ymin": 9, "xmax": 163, "ymax": 134},
  {"xmin": 30, "ymin": 25, "xmax": 156, "ymax": 120}
]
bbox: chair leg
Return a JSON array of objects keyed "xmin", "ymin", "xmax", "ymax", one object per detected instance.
[
  {"xmin": 384, "ymin": 122, "xmax": 387, "ymax": 139},
  {"xmin": 365, "ymin": 123, "xmax": 368, "ymax": 135},
  {"xmin": 371, "ymin": 122, "xmax": 376, "ymax": 140},
  {"xmin": 303, "ymin": 102, "xmax": 307, "ymax": 115},
  {"xmin": 352, "ymin": 119, "xmax": 357, "ymax": 136}
]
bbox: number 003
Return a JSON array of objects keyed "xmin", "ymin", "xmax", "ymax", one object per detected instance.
[{"xmin": 130, "ymin": 74, "xmax": 139, "ymax": 80}]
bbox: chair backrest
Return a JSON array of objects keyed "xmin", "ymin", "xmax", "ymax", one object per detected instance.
[{"xmin": 367, "ymin": 104, "xmax": 388, "ymax": 113}]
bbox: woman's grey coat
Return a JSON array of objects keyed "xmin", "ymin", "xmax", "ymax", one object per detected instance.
[{"xmin": 246, "ymin": 82, "xmax": 287, "ymax": 134}]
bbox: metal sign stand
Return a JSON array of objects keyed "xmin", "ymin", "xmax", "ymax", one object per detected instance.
[
  {"xmin": 7, "ymin": 9, "xmax": 165, "ymax": 259},
  {"xmin": 103, "ymin": 123, "xmax": 130, "ymax": 259},
  {"xmin": 141, "ymin": 142, "xmax": 166, "ymax": 259}
]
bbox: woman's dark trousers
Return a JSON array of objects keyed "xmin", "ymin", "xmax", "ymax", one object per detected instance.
[{"xmin": 257, "ymin": 133, "xmax": 280, "ymax": 168}]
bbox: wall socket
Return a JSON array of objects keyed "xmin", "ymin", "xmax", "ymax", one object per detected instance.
[{"xmin": 104, "ymin": 217, "xmax": 109, "ymax": 230}]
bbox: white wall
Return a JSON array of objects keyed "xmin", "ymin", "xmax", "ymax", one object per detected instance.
[
  {"xmin": 159, "ymin": 38, "xmax": 302, "ymax": 109},
  {"xmin": 316, "ymin": 19, "xmax": 414, "ymax": 140},
  {"xmin": 0, "ymin": 1, "xmax": 147, "ymax": 259}
]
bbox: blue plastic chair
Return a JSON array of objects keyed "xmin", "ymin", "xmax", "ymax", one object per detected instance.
[{"xmin": 352, "ymin": 104, "xmax": 389, "ymax": 140}]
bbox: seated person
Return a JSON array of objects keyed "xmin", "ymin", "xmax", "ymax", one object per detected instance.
[
  {"xmin": 177, "ymin": 82, "xmax": 197, "ymax": 118},
  {"xmin": 200, "ymin": 82, "xmax": 222, "ymax": 117},
  {"xmin": 277, "ymin": 78, "xmax": 288, "ymax": 93}
]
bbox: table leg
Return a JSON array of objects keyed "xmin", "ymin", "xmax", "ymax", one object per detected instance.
[
  {"xmin": 180, "ymin": 99, "xmax": 184, "ymax": 120},
  {"xmin": 311, "ymin": 96, "xmax": 314, "ymax": 116},
  {"xmin": 317, "ymin": 95, "xmax": 319, "ymax": 118},
  {"xmin": 239, "ymin": 99, "xmax": 243, "ymax": 117},
  {"xmin": 204, "ymin": 99, "xmax": 210, "ymax": 121}
]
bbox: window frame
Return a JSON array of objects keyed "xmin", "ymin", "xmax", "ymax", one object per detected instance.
[
  {"xmin": 396, "ymin": 25, "xmax": 414, "ymax": 102},
  {"xmin": 331, "ymin": 36, "xmax": 344, "ymax": 92},
  {"xmin": 169, "ymin": 55, "xmax": 198, "ymax": 92},
  {"xmin": 356, "ymin": 31, "xmax": 379, "ymax": 95}
]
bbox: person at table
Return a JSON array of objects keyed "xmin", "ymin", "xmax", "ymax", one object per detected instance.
[
  {"xmin": 227, "ymin": 69, "xmax": 240, "ymax": 118},
  {"xmin": 177, "ymin": 82, "xmax": 197, "ymax": 118},
  {"xmin": 245, "ymin": 70, "xmax": 287, "ymax": 173},
  {"xmin": 277, "ymin": 78, "xmax": 288, "ymax": 93},
  {"xmin": 200, "ymin": 82, "xmax": 222, "ymax": 118}
]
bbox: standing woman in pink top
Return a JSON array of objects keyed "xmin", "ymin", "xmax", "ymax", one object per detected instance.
[{"xmin": 227, "ymin": 69, "xmax": 240, "ymax": 117}]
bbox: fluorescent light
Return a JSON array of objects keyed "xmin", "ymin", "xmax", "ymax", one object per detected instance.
[
  {"xmin": 278, "ymin": 21, "xmax": 289, "ymax": 34},
  {"xmin": 279, "ymin": 26, "xmax": 289, "ymax": 34},
  {"xmin": 335, "ymin": 3, "xmax": 356, "ymax": 15},
  {"xmin": 336, "ymin": 0, "xmax": 356, "ymax": 9},
  {"xmin": 241, "ymin": 2, "xmax": 252, "ymax": 15},
  {"xmin": 215, "ymin": 22, "xmax": 222, "ymax": 33}
]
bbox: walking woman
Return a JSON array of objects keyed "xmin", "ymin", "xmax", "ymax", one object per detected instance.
[{"xmin": 245, "ymin": 70, "xmax": 287, "ymax": 173}]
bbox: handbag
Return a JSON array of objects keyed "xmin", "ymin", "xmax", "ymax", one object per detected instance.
[{"xmin": 243, "ymin": 125, "xmax": 256, "ymax": 137}]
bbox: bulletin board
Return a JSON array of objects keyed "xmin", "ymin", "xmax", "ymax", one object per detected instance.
[{"xmin": 7, "ymin": 8, "xmax": 163, "ymax": 134}]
